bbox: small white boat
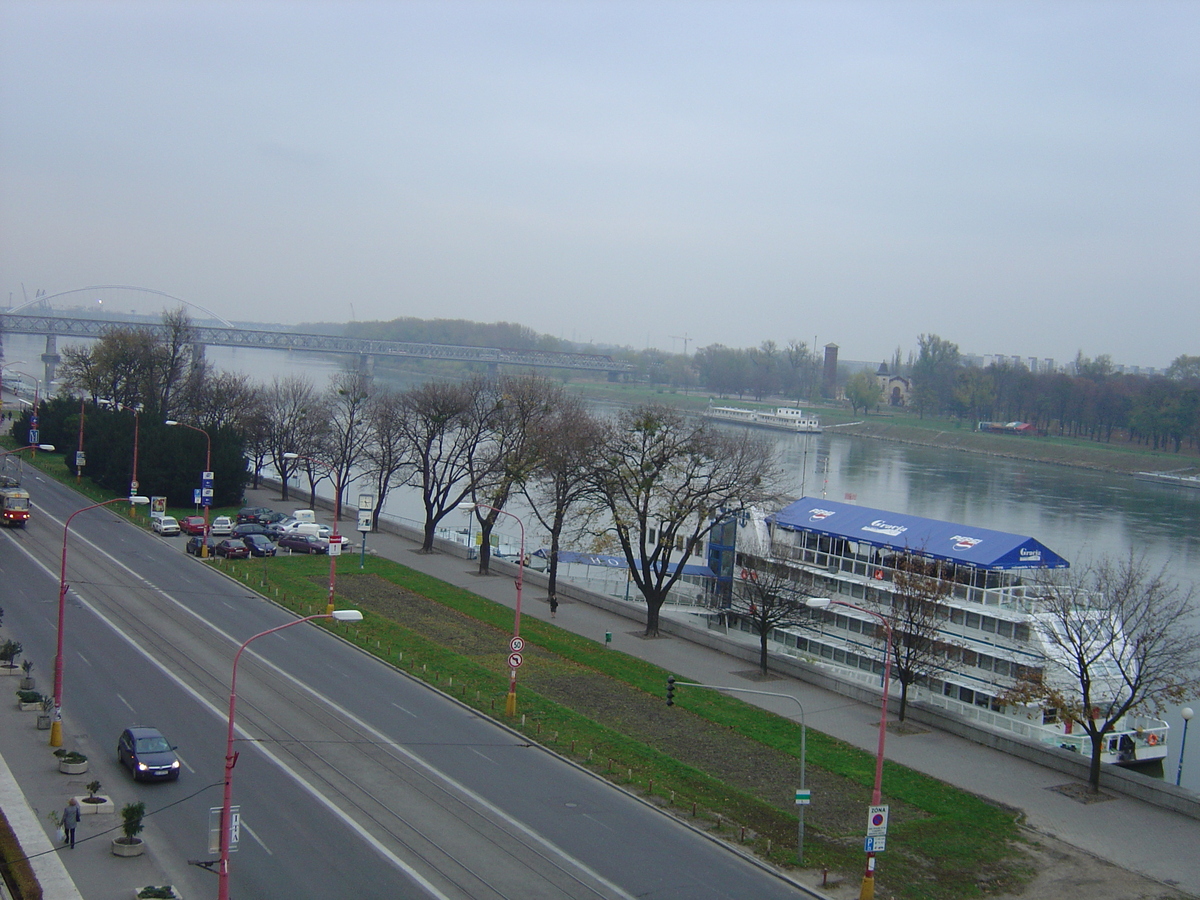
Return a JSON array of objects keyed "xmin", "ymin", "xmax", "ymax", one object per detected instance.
[{"xmin": 704, "ymin": 405, "xmax": 821, "ymax": 434}]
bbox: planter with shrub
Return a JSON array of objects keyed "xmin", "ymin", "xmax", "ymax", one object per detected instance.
[
  {"xmin": 112, "ymin": 801, "xmax": 145, "ymax": 857},
  {"xmin": 55, "ymin": 748, "xmax": 89, "ymax": 774},
  {"xmin": 76, "ymin": 779, "xmax": 113, "ymax": 815},
  {"xmin": 135, "ymin": 887, "xmax": 182, "ymax": 899},
  {"xmin": 16, "ymin": 689, "xmax": 44, "ymax": 711}
]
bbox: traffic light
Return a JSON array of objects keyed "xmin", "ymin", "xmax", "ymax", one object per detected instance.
[{"xmin": 666, "ymin": 675, "xmax": 675, "ymax": 706}]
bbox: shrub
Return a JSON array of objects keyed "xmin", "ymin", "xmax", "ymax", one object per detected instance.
[
  {"xmin": 119, "ymin": 802, "xmax": 145, "ymax": 844},
  {"xmin": 15, "ymin": 690, "xmax": 41, "ymax": 704},
  {"xmin": 53, "ymin": 749, "xmax": 87, "ymax": 765}
]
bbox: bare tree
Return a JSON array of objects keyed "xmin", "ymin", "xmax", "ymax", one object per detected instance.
[
  {"xmin": 262, "ymin": 376, "xmax": 323, "ymax": 502},
  {"xmin": 306, "ymin": 371, "xmax": 373, "ymax": 526},
  {"xmin": 882, "ymin": 552, "xmax": 958, "ymax": 721},
  {"xmin": 397, "ymin": 376, "xmax": 501, "ymax": 551},
  {"xmin": 468, "ymin": 374, "xmax": 561, "ymax": 575},
  {"xmin": 1005, "ymin": 554, "xmax": 1200, "ymax": 791},
  {"xmin": 729, "ymin": 565, "xmax": 816, "ymax": 675},
  {"xmin": 361, "ymin": 387, "xmax": 409, "ymax": 530},
  {"xmin": 588, "ymin": 404, "xmax": 780, "ymax": 637},
  {"xmin": 520, "ymin": 394, "xmax": 606, "ymax": 603}
]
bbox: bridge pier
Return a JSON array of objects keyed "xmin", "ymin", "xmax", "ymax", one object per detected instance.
[
  {"xmin": 357, "ymin": 353, "xmax": 375, "ymax": 377},
  {"xmin": 191, "ymin": 341, "xmax": 207, "ymax": 369},
  {"xmin": 41, "ymin": 334, "xmax": 60, "ymax": 388}
]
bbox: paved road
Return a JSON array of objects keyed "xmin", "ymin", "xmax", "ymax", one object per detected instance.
[{"xmin": 1, "ymin": 474, "xmax": 816, "ymax": 900}]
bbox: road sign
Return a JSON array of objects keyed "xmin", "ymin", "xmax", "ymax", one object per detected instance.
[
  {"xmin": 508, "ymin": 652, "xmax": 523, "ymax": 669},
  {"xmin": 75, "ymin": 451, "xmax": 86, "ymax": 466},
  {"xmin": 329, "ymin": 538, "xmax": 342, "ymax": 556},
  {"xmin": 795, "ymin": 789, "xmax": 811, "ymax": 806},
  {"xmin": 510, "ymin": 636, "xmax": 525, "ymax": 653},
  {"xmin": 865, "ymin": 835, "xmax": 886, "ymax": 853},
  {"xmin": 208, "ymin": 805, "xmax": 240, "ymax": 854},
  {"xmin": 27, "ymin": 429, "xmax": 38, "ymax": 444},
  {"xmin": 866, "ymin": 805, "xmax": 889, "ymax": 837},
  {"xmin": 357, "ymin": 511, "xmax": 372, "ymax": 532},
  {"xmin": 194, "ymin": 489, "xmax": 202, "ymax": 505},
  {"xmin": 130, "ymin": 480, "xmax": 139, "ymax": 492},
  {"xmin": 203, "ymin": 471, "xmax": 214, "ymax": 481}
]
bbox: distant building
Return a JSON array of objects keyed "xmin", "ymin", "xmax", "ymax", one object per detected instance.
[
  {"xmin": 822, "ymin": 343, "xmax": 839, "ymax": 398},
  {"xmin": 875, "ymin": 362, "xmax": 911, "ymax": 407}
]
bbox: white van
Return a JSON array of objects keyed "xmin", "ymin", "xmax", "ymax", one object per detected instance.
[
  {"xmin": 278, "ymin": 521, "xmax": 321, "ymax": 539},
  {"xmin": 291, "ymin": 509, "xmax": 316, "ymax": 523}
]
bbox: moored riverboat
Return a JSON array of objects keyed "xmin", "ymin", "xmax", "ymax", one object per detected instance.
[
  {"xmin": 704, "ymin": 404, "xmax": 821, "ymax": 434},
  {"xmin": 731, "ymin": 497, "xmax": 1169, "ymax": 767}
]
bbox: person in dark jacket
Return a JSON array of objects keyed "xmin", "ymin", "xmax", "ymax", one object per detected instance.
[{"xmin": 62, "ymin": 798, "xmax": 81, "ymax": 848}]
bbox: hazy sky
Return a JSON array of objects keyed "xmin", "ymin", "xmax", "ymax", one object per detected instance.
[{"xmin": 2, "ymin": 1, "xmax": 1196, "ymax": 367}]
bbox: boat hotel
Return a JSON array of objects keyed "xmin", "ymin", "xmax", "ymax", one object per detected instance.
[
  {"xmin": 725, "ymin": 497, "xmax": 1169, "ymax": 766},
  {"xmin": 703, "ymin": 404, "xmax": 821, "ymax": 434}
]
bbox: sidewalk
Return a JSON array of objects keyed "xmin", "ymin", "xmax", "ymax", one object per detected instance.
[{"xmin": 250, "ymin": 485, "xmax": 1199, "ymax": 898}]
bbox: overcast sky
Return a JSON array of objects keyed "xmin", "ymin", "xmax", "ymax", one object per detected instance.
[{"xmin": 2, "ymin": 1, "xmax": 1196, "ymax": 368}]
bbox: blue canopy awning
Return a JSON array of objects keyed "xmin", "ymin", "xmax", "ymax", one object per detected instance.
[
  {"xmin": 533, "ymin": 549, "xmax": 715, "ymax": 578},
  {"xmin": 768, "ymin": 497, "xmax": 1068, "ymax": 570}
]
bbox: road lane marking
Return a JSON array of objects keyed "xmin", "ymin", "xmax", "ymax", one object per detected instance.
[
  {"xmin": 115, "ymin": 693, "xmax": 136, "ymax": 712},
  {"xmin": 243, "ymin": 822, "xmax": 272, "ymax": 855},
  {"xmin": 390, "ymin": 703, "xmax": 418, "ymax": 717}
]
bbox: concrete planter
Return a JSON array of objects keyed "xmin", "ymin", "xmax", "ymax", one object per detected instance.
[
  {"xmin": 76, "ymin": 795, "xmax": 114, "ymax": 815},
  {"xmin": 17, "ymin": 701, "xmax": 41, "ymax": 711},
  {"xmin": 36, "ymin": 713, "xmax": 52, "ymax": 730},
  {"xmin": 19, "ymin": 677, "xmax": 35, "ymax": 691},
  {"xmin": 58, "ymin": 759, "xmax": 89, "ymax": 775},
  {"xmin": 0, "ymin": 665, "xmax": 20, "ymax": 677},
  {"xmin": 134, "ymin": 888, "xmax": 182, "ymax": 900},
  {"xmin": 111, "ymin": 837, "xmax": 145, "ymax": 857}
]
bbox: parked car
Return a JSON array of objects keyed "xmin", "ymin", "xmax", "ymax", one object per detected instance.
[
  {"xmin": 277, "ymin": 533, "xmax": 330, "ymax": 554},
  {"xmin": 236, "ymin": 506, "xmax": 276, "ymax": 524},
  {"xmin": 273, "ymin": 520, "xmax": 321, "ymax": 539},
  {"xmin": 179, "ymin": 515, "xmax": 207, "ymax": 536},
  {"xmin": 151, "ymin": 516, "xmax": 180, "ymax": 536},
  {"xmin": 231, "ymin": 522, "xmax": 271, "ymax": 539},
  {"xmin": 259, "ymin": 511, "xmax": 288, "ymax": 526},
  {"xmin": 117, "ymin": 726, "xmax": 180, "ymax": 781},
  {"xmin": 241, "ymin": 534, "xmax": 277, "ymax": 557},
  {"xmin": 185, "ymin": 535, "xmax": 219, "ymax": 556},
  {"xmin": 266, "ymin": 517, "xmax": 299, "ymax": 538},
  {"xmin": 210, "ymin": 516, "xmax": 234, "ymax": 536},
  {"xmin": 214, "ymin": 538, "xmax": 250, "ymax": 559}
]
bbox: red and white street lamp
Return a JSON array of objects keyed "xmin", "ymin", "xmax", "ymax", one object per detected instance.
[
  {"xmin": 217, "ymin": 609, "xmax": 362, "ymax": 900},
  {"xmin": 282, "ymin": 452, "xmax": 346, "ymax": 615},
  {"xmin": 166, "ymin": 420, "xmax": 212, "ymax": 557},
  {"xmin": 807, "ymin": 597, "xmax": 893, "ymax": 900},
  {"xmin": 50, "ymin": 495, "xmax": 150, "ymax": 747},
  {"xmin": 460, "ymin": 502, "xmax": 525, "ymax": 716}
]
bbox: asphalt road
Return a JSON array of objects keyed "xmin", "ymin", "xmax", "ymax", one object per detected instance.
[{"xmin": 2, "ymin": 473, "xmax": 812, "ymax": 900}]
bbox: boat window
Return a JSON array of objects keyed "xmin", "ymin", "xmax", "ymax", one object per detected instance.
[
  {"xmin": 962, "ymin": 650, "xmax": 978, "ymax": 667},
  {"xmin": 975, "ymin": 693, "xmax": 991, "ymax": 708},
  {"xmin": 965, "ymin": 612, "xmax": 981, "ymax": 630},
  {"xmin": 979, "ymin": 616, "xmax": 996, "ymax": 633},
  {"xmin": 850, "ymin": 582, "xmax": 865, "ymax": 599},
  {"xmin": 950, "ymin": 609, "xmax": 965, "ymax": 625},
  {"xmin": 857, "ymin": 655, "xmax": 874, "ymax": 671},
  {"xmin": 847, "ymin": 618, "xmax": 862, "ymax": 634},
  {"xmin": 833, "ymin": 649, "xmax": 847, "ymax": 664},
  {"xmin": 959, "ymin": 687, "xmax": 975, "ymax": 704},
  {"xmin": 996, "ymin": 620, "xmax": 1013, "ymax": 639},
  {"xmin": 819, "ymin": 644, "xmax": 834, "ymax": 659},
  {"xmin": 1014, "ymin": 623, "xmax": 1031, "ymax": 642},
  {"xmin": 993, "ymin": 659, "xmax": 1011, "ymax": 677},
  {"xmin": 976, "ymin": 655, "xmax": 993, "ymax": 672}
]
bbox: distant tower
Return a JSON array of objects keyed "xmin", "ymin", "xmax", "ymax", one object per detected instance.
[{"xmin": 822, "ymin": 343, "xmax": 839, "ymax": 398}]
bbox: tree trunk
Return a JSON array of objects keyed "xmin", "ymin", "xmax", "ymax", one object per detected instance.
[
  {"xmin": 477, "ymin": 518, "xmax": 494, "ymax": 575},
  {"xmin": 422, "ymin": 520, "xmax": 436, "ymax": 552},
  {"xmin": 759, "ymin": 632, "xmax": 769, "ymax": 675},
  {"xmin": 1088, "ymin": 732, "xmax": 1104, "ymax": 792},
  {"xmin": 897, "ymin": 679, "xmax": 910, "ymax": 722},
  {"xmin": 643, "ymin": 597, "xmax": 664, "ymax": 637}
]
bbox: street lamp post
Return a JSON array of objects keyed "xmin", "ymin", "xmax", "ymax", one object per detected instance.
[
  {"xmin": 218, "ymin": 609, "xmax": 363, "ymax": 900},
  {"xmin": 8, "ymin": 369, "xmax": 43, "ymax": 454},
  {"xmin": 667, "ymin": 678, "xmax": 808, "ymax": 863},
  {"xmin": 282, "ymin": 452, "xmax": 344, "ymax": 615},
  {"xmin": 166, "ymin": 420, "xmax": 212, "ymax": 557},
  {"xmin": 460, "ymin": 502, "xmax": 525, "ymax": 716},
  {"xmin": 127, "ymin": 406, "xmax": 141, "ymax": 517},
  {"xmin": 807, "ymin": 597, "xmax": 893, "ymax": 900},
  {"xmin": 1177, "ymin": 707, "xmax": 1195, "ymax": 787},
  {"xmin": 51, "ymin": 495, "xmax": 150, "ymax": 747}
]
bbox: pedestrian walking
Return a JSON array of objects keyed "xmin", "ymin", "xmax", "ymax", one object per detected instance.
[
  {"xmin": 62, "ymin": 798, "xmax": 81, "ymax": 849},
  {"xmin": 549, "ymin": 592, "xmax": 558, "ymax": 618}
]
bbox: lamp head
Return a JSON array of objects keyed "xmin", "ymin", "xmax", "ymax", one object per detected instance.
[
  {"xmin": 1184, "ymin": 707, "xmax": 1196, "ymax": 722},
  {"xmin": 37, "ymin": 443, "xmax": 55, "ymax": 451},
  {"xmin": 128, "ymin": 496, "xmax": 150, "ymax": 505},
  {"xmin": 164, "ymin": 419, "xmax": 179, "ymax": 426},
  {"xmin": 282, "ymin": 452, "xmax": 300, "ymax": 460},
  {"xmin": 330, "ymin": 610, "xmax": 363, "ymax": 622},
  {"xmin": 804, "ymin": 598, "xmax": 833, "ymax": 609}
]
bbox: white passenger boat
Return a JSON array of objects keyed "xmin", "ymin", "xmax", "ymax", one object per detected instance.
[
  {"xmin": 704, "ymin": 404, "xmax": 821, "ymax": 434},
  {"xmin": 730, "ymin": 497, "xmax": 1169, "ymax": 767}
]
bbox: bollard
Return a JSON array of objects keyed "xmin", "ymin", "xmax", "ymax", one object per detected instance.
[{"xmin": 605, "ymin": 630, "xmax": 612, "ymax": 647}]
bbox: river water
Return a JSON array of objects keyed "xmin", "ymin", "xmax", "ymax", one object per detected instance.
[{"xmin": 7, "ymin": 334, "xmax": 1199, "ymax": 789}]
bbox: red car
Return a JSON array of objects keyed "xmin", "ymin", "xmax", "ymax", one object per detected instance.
[
  {"xmin": 180, "ymin": 516, "xmax": 207, "ymax": 536},
  {"xmin": 214, "ymin": 539, "xmax": 251, "ymax": 559}
]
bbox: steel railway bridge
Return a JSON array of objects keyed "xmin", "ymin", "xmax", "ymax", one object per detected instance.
[{"xmin": 1, "ymin": 306, "xmax": 629, "ymax": 389}]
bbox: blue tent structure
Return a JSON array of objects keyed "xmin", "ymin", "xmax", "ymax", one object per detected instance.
[{"xmin": 768, "ymin": 497, "xmax": 1069, "ymax": 570}]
